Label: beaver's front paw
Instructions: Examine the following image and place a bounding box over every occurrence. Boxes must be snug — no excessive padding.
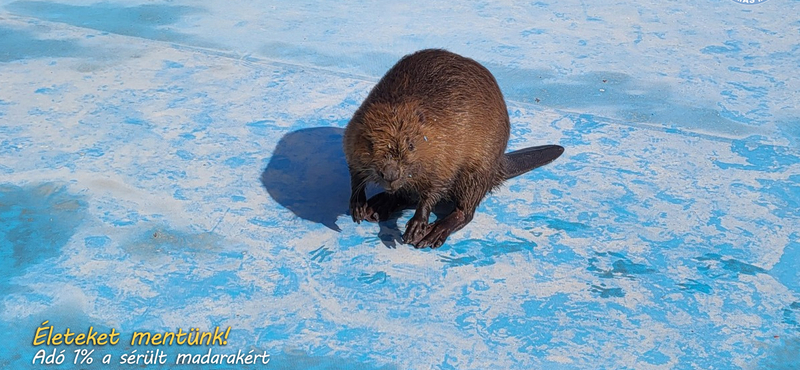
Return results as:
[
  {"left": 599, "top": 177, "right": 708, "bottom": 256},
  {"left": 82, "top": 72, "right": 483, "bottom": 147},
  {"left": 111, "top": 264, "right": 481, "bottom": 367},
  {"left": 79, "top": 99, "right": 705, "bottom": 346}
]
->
[{"left": 403, "top": 215, "right": 430, "bottom": 247}]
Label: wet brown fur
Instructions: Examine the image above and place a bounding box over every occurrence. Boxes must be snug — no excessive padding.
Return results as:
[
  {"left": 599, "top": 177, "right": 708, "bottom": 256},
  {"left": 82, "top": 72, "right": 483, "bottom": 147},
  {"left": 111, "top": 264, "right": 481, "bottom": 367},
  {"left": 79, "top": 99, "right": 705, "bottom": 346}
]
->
[{"left": 343, "top": 49, "right": 512, "bottom": 248}]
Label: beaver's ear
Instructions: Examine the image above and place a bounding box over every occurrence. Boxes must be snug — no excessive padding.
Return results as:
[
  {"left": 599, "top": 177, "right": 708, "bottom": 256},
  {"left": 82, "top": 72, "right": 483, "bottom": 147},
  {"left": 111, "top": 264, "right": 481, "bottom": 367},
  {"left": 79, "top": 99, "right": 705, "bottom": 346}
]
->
[{"left": 360, "top": 134, "right": 373, "bottom": 152}]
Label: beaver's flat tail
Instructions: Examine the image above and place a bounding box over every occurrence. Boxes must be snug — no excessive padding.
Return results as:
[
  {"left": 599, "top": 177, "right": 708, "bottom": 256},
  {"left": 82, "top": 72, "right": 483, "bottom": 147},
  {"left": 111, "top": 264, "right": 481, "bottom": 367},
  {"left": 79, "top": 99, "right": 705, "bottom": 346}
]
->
[{"left": 503, "top": 145, "right": 564, "bottom": 180}]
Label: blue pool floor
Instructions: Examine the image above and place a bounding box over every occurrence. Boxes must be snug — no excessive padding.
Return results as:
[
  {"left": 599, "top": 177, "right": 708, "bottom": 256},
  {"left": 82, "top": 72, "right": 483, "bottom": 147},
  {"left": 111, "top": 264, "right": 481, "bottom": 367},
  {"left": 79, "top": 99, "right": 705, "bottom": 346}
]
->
[{"left": 1, "top": 1, "right": 799, "bottom": 369}]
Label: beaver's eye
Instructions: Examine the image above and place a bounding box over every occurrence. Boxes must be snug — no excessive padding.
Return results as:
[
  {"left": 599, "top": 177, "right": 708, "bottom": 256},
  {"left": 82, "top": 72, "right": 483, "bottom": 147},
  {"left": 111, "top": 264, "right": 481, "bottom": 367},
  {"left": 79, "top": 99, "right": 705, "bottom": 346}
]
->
[{"left": 408, "top": 142, "right": 415, "bottom": 151}]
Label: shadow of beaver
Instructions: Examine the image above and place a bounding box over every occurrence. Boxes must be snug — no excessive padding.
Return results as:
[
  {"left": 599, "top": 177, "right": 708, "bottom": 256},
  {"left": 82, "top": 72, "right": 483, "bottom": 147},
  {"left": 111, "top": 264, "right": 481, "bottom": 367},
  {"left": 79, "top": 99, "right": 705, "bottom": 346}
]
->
[{"left": 261, "top": 127, "right": 350, "bottom": 232}]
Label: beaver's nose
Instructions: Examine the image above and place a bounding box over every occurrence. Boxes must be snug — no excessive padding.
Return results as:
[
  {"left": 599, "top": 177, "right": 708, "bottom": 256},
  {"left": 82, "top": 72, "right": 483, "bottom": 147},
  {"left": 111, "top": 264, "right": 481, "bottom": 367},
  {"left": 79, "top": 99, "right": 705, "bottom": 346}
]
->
[{"left": 380, "top": 164, "right": 400, "bottom": 182}]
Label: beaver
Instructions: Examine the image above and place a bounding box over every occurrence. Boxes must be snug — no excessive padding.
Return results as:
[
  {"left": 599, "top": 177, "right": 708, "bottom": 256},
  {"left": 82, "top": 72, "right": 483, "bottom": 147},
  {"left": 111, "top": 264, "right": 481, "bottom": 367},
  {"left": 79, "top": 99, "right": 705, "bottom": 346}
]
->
[{"left": 343, "top": 49, "right": 563, "bottom": 248}]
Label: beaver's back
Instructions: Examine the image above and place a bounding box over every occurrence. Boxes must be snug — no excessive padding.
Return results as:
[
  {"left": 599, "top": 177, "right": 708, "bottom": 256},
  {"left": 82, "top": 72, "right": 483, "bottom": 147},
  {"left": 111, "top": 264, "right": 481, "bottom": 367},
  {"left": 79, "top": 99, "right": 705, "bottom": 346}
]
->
[{"left": 364, "top": 49, "right": 511, "bottom": 185}]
